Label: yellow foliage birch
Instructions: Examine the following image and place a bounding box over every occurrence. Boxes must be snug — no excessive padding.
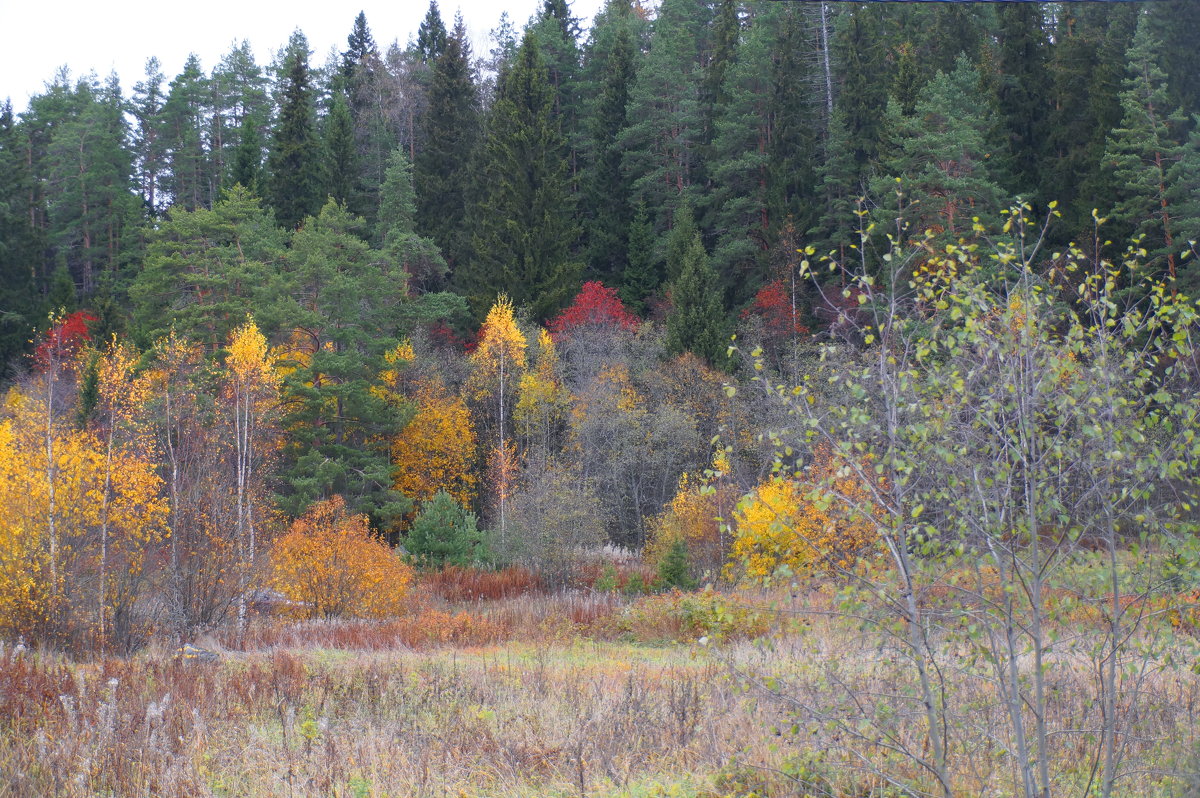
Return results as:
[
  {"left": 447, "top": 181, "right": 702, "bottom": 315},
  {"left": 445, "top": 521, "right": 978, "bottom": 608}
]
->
[
  {"left": 226, "top": 319, "right": 281, "bottom": 639},
  {"left": 392, "top": 378, "right": 477, "bottom": 523},
  {"left": 0, "top": 386, "right": 167, "bottom": 642},
  {"left": 515, "top": 329, "right": 566, "bottom": 454},
  {"left": 469, "top": 296, "right": 527, "bottom": 543}
]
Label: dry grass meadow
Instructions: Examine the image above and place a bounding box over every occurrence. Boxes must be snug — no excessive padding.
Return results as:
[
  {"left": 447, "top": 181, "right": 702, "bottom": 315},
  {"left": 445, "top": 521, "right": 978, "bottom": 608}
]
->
[{"left": 3, "top": 576, "right": 1200, "bottom": 798}]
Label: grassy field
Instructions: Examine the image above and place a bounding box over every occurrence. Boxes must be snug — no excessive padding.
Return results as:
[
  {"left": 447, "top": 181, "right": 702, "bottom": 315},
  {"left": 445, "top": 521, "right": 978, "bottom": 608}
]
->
[{"left": 3, "top": 582, "right": 1200, "bottom": 797}]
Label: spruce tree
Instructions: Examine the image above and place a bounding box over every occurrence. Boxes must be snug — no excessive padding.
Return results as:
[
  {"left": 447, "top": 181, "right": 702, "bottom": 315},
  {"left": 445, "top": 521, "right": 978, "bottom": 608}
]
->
[
  {"left": 832, "top": 5, "right": 889, "bottom": 171},
  {"left": 1103, "top": 17, "right": 1196, "bottom": 284},
  {"left": 994, "top": 2, "right": 1051, "bottom": 198},
  {"left": 407, "top": 489, "right": 485, "bottom": 568},
  {"left": 414, "top": 15, "right": 479, "bottom": 273},
  {"left": 765, "top": 4, "right": 820, "bottom": 246},
  {"left": 620, "top": 200, "right": 657, "bottom": 314},
  {"left": 416, "top": 1, "right": 449, "bottom": 64},
  {"left": 1044, "top": 4, "right": 1137, "bottom": 233},
  {"left": 323, "top": 96, "right": 359, "bottom": 210},
  {"left": 465, "top": 32, "right": 581, "bottom": 322},
  {"left": 336, "top": 13, "right": 394, "bottom": 233},
  {"left": 701, "top": 0, "right": 739, "bottom": 149},
  {"left": 656, "top": 537, "right": 696, "bottom": 591},
  {"left": 531, "top": 0, "right": 583, "bottom": 151},
  {"left": 0, "top": 101, "right": 40, "bottom": 369},
  {"left": 583, "top": 5, "right": 636, "bottom": 282},
  {"left": 1146, "top": 0, "right": 1200, "bottom": 123},
  {"left": 342, "top": 11, "right": 377, "bottom": 83},
  {"left": 229, "top": 112, "right": 263, "bottom": 192},
  {"left": 900, "top": 4, "right": 986, "bottom": 79},
  {"left": 267, "top": 32, "right": 322, "bottom": 229},
  {"left": 892, "top": 42, "right": 920, "bottom": 117},
  {"left": 620, "top": 0, "right": 710, "bottom": 236},
  {"left": 665, "top": 232, "right": 728, "bottom": 369},
  {"left": 706, "top": 4, "right": 785, "bottom": 300},
  {"left": 378, "top": 148, "right": 447, "bottom": 291},
  {"left": 664, "top": 201, "right": 698, "bottom": 284}
]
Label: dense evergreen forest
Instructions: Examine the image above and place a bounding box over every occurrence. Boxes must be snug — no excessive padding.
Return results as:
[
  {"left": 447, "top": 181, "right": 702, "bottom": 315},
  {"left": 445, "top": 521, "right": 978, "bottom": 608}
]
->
[{"left": 3, "top": 0, "right": 1200, "bottom": 649}]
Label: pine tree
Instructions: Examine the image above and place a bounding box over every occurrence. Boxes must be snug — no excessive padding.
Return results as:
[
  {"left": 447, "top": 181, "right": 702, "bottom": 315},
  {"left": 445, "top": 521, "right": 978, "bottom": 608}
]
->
[
  {"left": 130, "top": 58, "right": 167, "bottom": 217},
  {"left": 277, "top": 199, "right": 412, "bottom": 527},
  {"left": 465, "top": 32, "right": 581, "bottom": 322},
  {"left": 161, "top": 54, "right": 213, "bottom": 211},
  {"left": 42, "top": 74, "right": 140, "bottom": 294},
  {"left": 267, "top": 32, "right": 322, "bottom": 229},
  {"left": 665, "top": 232, "right": 728, "bottom": 369},
  {"left": 130, "top": 185, "right": 286, "bottom": 349},
  {"left": 873, "top": 57, "right": 1003, "bottom": 246},
  {"left": 211, "top": 41, "right": 271, "bottom": 194},
  {"left": 414, "top": 14, "right": 479, "bottom": 273}
]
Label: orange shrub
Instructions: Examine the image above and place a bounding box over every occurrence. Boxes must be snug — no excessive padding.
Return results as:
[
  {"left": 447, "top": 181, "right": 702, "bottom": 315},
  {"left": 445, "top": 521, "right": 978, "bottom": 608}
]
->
[{"left": 271, "top": 497, "right": 413, "bottom": 619}]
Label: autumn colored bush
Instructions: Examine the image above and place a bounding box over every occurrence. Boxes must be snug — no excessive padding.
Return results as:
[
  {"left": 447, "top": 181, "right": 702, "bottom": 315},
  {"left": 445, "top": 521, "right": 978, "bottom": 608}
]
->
[
  {"left": 271, "top": 497, "right": 413, "bottom": 619},
  {"left": 547, "top": 281, "right": 639, "bottom": 339},
  {"left": 33, "top": 310, "right": 97, "bottom": 372},
  {"left": 732, "top": 445, "right": 879, "bottom": 580},
  {"left": 645, "top": 466, "right": 738, "bottom": 578}
]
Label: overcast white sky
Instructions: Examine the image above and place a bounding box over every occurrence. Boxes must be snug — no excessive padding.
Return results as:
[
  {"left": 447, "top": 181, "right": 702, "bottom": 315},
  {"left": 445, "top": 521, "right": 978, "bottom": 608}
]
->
[{"left": 1, "top": 0, "right": 608, "bottom": 113}]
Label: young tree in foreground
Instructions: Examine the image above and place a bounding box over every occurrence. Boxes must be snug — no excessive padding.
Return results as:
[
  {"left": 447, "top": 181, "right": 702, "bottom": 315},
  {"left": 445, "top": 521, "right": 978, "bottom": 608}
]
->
[{"left": 733, "top": 204, "right": 1200, "bottom": 798}]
